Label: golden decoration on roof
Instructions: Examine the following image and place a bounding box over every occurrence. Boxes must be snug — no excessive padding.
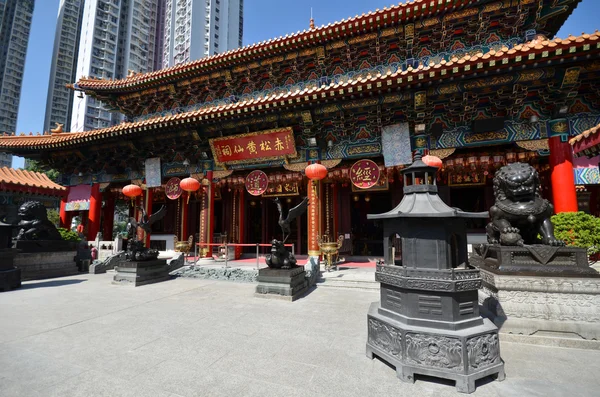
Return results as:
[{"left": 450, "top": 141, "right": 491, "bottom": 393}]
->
[{"left": 516, "top": 139, "right": 549, "bottom": 151}]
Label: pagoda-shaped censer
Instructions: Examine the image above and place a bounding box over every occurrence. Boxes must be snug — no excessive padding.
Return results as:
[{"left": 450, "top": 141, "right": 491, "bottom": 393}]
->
[{"left": 366, "top": 153, "right": 505, "bottom": 394}]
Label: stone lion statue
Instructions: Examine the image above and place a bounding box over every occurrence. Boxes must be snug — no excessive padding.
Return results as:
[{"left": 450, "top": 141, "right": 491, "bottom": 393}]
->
[
  {"left": 486, "top": 163, "right": 564, "bottom": 246},
  {"left": 16, "top": 201, "right": 62, "bottom": 241},
  {"left": 265, "top": 239, "right": 297, "bottom": 269}
]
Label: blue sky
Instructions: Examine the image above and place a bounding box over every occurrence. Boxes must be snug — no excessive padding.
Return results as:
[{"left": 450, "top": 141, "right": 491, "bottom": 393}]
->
[{"left": 12, "top": 0, "right": 600, "bottom": 168}]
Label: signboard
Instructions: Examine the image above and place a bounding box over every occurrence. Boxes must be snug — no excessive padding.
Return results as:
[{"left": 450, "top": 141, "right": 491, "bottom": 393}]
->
[
  {"left": 245, "top": 170, "right": 269, "bottom": 196},
  {"left": 145, "top": 157, "right": 162, "bottom": 188},
  {"left": 65, "top": 184, "right": 91, "bottom": 211},
  {"left": 350, "top": 159, "right": 380, "bottom": 189},
  {"left": 382, "top": 123, "right": 412, "bottom": 166},
  {"left": 209, "top": 127, "right": 297, "bottom": 166},
  {"left": 263, "top": 182, "right": 300, "bottom": 197},
  {"left": 448, "top": 172, "right": 487, "bottom": 186},
  {"left": 165, "top": 177, "right": 182, "bottom": 199}
]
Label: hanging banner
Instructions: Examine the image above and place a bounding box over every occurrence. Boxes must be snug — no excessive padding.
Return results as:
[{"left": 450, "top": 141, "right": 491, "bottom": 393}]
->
[
  {"left": 245, "top": 170, "right": 269, "bottom": 196},
  {"left": 145, "top": 157, "right": 162, "bottom": 188},
  {"left": 65, "top": 184, "right": 91, "bottom": 211},
  {"left": 382, "top": 123, "right": 412, "bottom": 166},
  {"left": 165, "top": 177, "right": 182, "bottom": 199},
  {"left": 209, "top": 127, "right": 297, "bottom": 166},
  {"left": 350, "top": 159, "right": 380, "bottom": 189}
]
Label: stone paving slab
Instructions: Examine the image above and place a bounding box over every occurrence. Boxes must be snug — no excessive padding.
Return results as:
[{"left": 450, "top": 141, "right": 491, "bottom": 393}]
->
[{"left": 1, "top": 274, "right": 599, "bottom": 396}]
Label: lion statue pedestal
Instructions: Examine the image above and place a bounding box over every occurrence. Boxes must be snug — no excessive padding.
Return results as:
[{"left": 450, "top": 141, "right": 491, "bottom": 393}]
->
[
  {"left": 255, "top": 239, "right": 308, "bottom": 301},
  {"left": 13, "top": 201, "right": 79, "bottom": 280},
  {"left": 470, "top": 163, "right": 600, "bottom": 343}
]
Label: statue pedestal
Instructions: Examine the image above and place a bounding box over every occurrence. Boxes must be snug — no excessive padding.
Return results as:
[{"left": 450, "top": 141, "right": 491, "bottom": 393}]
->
[
  {"left": 112, "top": 259, "right": 170, "bottom": 287},
  {"left": 472, "top": 244, "right": 600, "bottom": 341},
  {"left": 0, "top": 249, "right": 21, "bottom": 292},
  {"left": 14, "top": 250, "right": 78, "bottom": 280},
  {"left": 255, "top": 267, "right": 308, "bottom": 301}
]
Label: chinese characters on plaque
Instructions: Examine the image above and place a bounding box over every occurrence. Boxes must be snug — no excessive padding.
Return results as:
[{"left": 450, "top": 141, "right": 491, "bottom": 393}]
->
[
  {"left": 263, "top": 182, "right": 299, "bottom": 197},
  {"left": 209, "top": 127, "right": 297, "bottom": 166},
  {"left": 165, "top": 177, "right": 182, "bottom": 200},
  {"left": 350, "top": 159, "right": 380, "bottom": 189},
  {"left": 245, "top": 170, "right": 269, "bottom": 196}
]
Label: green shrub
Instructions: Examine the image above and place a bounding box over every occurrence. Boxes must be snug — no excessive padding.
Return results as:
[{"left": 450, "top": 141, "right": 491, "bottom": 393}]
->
[
  {"left": 551, "top": 212, "right": 600, "bottom": 255},
  {"left": 57, "top": 227, "right": 81, "bottom": 242}
]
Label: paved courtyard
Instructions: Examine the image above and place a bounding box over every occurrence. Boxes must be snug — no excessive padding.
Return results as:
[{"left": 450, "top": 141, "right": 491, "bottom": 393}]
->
[{"left": 1, "top": 274, "right": 599, "bottom": 397}]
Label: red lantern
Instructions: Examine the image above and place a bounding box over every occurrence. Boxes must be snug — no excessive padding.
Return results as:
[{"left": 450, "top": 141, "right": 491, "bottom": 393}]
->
[
  {"left": 305, "top": 163, "right": 328, "bottom": 196},
  {"left": 122, "top": 184, "right": 142, "bottom": 206},
  {"left": 180, "top": 177, "right": 200, "bottom": 203},
  {"left": 305, "top": 163, "right": 328, "bottom": 181},
  {"left": 422, "top": 155, "right": 443, "bottom": 169}
]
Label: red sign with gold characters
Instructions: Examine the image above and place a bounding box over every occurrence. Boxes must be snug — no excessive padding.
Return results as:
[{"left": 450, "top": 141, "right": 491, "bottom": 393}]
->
[
  {"left": 165, "top": 177, "right": 182, "bottom": 200},
  {"left": 209, "top": 127, "right": 297, "bottom": 166},
  {"left": 245, "top": 170, "right": 269, "bottom": 196},
  {"left": 350, "top": 159, "right": 380, "bottom": 189}
]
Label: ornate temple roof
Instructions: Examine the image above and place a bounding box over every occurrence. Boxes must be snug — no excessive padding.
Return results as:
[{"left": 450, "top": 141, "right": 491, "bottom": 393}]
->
[
  {"left": 70, "top": 0, "right": 582, "bottom": 94},
  {"left": 0, "top": 167, "right": 66, "bottom": 195},
  {"left": 570, "top": 122, "right": 600, "bottom": 157},
  {"left": 1, "top": 32, "right": 598, "bottom": 154}
]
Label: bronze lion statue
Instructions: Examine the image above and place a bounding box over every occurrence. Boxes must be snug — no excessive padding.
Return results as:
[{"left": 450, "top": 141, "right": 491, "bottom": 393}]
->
[
  {"left": 265, "top": 239, "right": 297, "bottom": 269},
  {"left": 16, "top": 201, "right": 62, "bottom": 241},
  {"left": 486, "top": 163, "right": 564, "bottom": 246}
]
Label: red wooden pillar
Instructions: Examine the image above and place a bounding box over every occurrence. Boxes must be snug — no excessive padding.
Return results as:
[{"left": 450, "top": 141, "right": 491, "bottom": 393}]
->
[
  {"left": 236, "top": 187, "right": 245, "bottom": 258},
  {"left": 307, "top": 179, "right": 321, "bottom": 258},
  {"left": 181, "top": 192, "right": 189, "bottom": 241},
  {"left": 59, "top": 188, "right": 69, "bottom": 228},
  {"left": 548, "top": 119, "right": 578, "bottom": 213},
  {"left": 144, "top": 188, "right": 153, "bottom": 247},
  {"left": 198, "top": 171, "right": 215, "bottom": 257},
  {"left": 87, "top": 183, "right": 101, "bottom": 241},
  {"left": 102, "top": 192, "right": 115, "bottom": 239}
]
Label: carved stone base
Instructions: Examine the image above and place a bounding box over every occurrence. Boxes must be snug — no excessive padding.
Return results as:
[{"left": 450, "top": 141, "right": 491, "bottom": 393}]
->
[
  {"left": 255, "top": 267, "right": 308, "bottom": 301},
  {"left": 471, "top": 244, "right": 598, "bottom": 277},
  {"left": 479, "top": 269, "right": 600, "bottom": 340},
  {"left": 14, "top": 251, "right": 79, "bottom": 280},
  {"left": 0, "top": 249, "right": 21, "bottom": 292},
  {"left": 112, "top": 259, "right": 170, "bottom": 287},
  {"left": 366, "top": 302, "right": 505, "bottom": 394}
]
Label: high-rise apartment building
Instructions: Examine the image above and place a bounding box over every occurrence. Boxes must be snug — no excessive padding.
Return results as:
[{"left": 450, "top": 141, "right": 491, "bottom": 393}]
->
[
  {"left": 163, "top": 0, "right": 243, "bottom": 68},
  {"left": 0, "top": 0, "right": 34, "bottom": 167},
  {"left": 44, "top": 0, "right": 85, "bottom": 135},
  {"left": 70, "top": 0, "right": 164, "bottom": 132}
]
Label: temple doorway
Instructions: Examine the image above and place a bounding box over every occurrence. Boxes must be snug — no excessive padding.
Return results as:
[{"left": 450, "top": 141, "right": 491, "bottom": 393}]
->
[
  {"left": 449, "top": 187, "right": 489, "bottom": 231},
  {"left": 349, "top": 192, "right": 390, "bottom": 256}
]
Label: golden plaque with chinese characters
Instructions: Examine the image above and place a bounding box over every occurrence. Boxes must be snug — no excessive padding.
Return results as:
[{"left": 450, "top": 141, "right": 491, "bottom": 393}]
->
[
  {"left": 245, "top": 170, "right": 269, "bottom": 196},
  {"left": 350, "top": 159, "right": 380, "bottom": 189}
]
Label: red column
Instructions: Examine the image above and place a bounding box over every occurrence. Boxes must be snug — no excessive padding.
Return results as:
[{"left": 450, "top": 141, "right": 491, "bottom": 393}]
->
[
  {"left": 102, "top": 192, "right": 115, "bottom": 240},
  {"left": 144, "top": 188, "right": 153, "bottom": 247},
  {"left": 236, "top": 187, "right": 245, "bottom": 258},
  {"left": 181, "top": 192, "right": 189, "bottom": 241},
  {"left": 307, "top": 179, "right": 321, "bottom": 257},
  {"left": 59, "top": 188, "right": 69, "bottom": 228},
  {"left": 198, "top": 171, "right": 215, "bottom": 257},
  {"left": 548, "top": 119, "right": 578, "bottom": 213},
  {"left": 87, "top": 183, "right": 101, "bottom": 241}
]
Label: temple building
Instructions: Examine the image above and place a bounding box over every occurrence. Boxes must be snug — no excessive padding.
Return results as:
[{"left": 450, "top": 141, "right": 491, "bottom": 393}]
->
[{"left": 0, "top": 0, "right": 599, "bottom": 257}]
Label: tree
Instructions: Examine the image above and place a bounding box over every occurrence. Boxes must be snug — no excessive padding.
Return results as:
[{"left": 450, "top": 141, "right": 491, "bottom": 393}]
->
[
  {"left": 47, "top": 208, "right": 60, "bottom": 227},
  {"left": 24, "top": 160, "right": 60, "bottom": 182},
  {"left": 551, "top": 212, "right": 600, "bottom": 257}
]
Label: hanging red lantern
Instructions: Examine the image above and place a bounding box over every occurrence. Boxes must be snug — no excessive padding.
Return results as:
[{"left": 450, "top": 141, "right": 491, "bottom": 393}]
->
[
  {"left": 305, "top": 163, "right": 328, "bottom": 181},
  {"left": 122, "top": 184, "right": 142, "bottom": 206},
  {"left": 180, "top": 177, "right": 200, "bottom": 203},
  {"left": 305, "top": 163, "right": 328, "bottom": 196},
  {"left": 422, "top": 155, "right": 443, "bottom": 168}
]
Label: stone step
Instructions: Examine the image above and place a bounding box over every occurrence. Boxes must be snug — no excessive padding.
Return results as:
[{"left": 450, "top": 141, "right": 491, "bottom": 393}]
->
[{"left": 317, "top": 276, "right": 379, "bottom": 290}]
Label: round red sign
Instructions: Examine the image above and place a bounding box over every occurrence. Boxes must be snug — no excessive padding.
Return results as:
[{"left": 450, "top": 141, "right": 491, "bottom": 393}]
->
[
  {"left": 350, "top": 159, "right": 380, "bottom": 189},
  {"left": 245, "top": 170, "right": 269, "bottom": 196},
  {"left": 165, "top": 177, "right": 183, "bottom": 199}
]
